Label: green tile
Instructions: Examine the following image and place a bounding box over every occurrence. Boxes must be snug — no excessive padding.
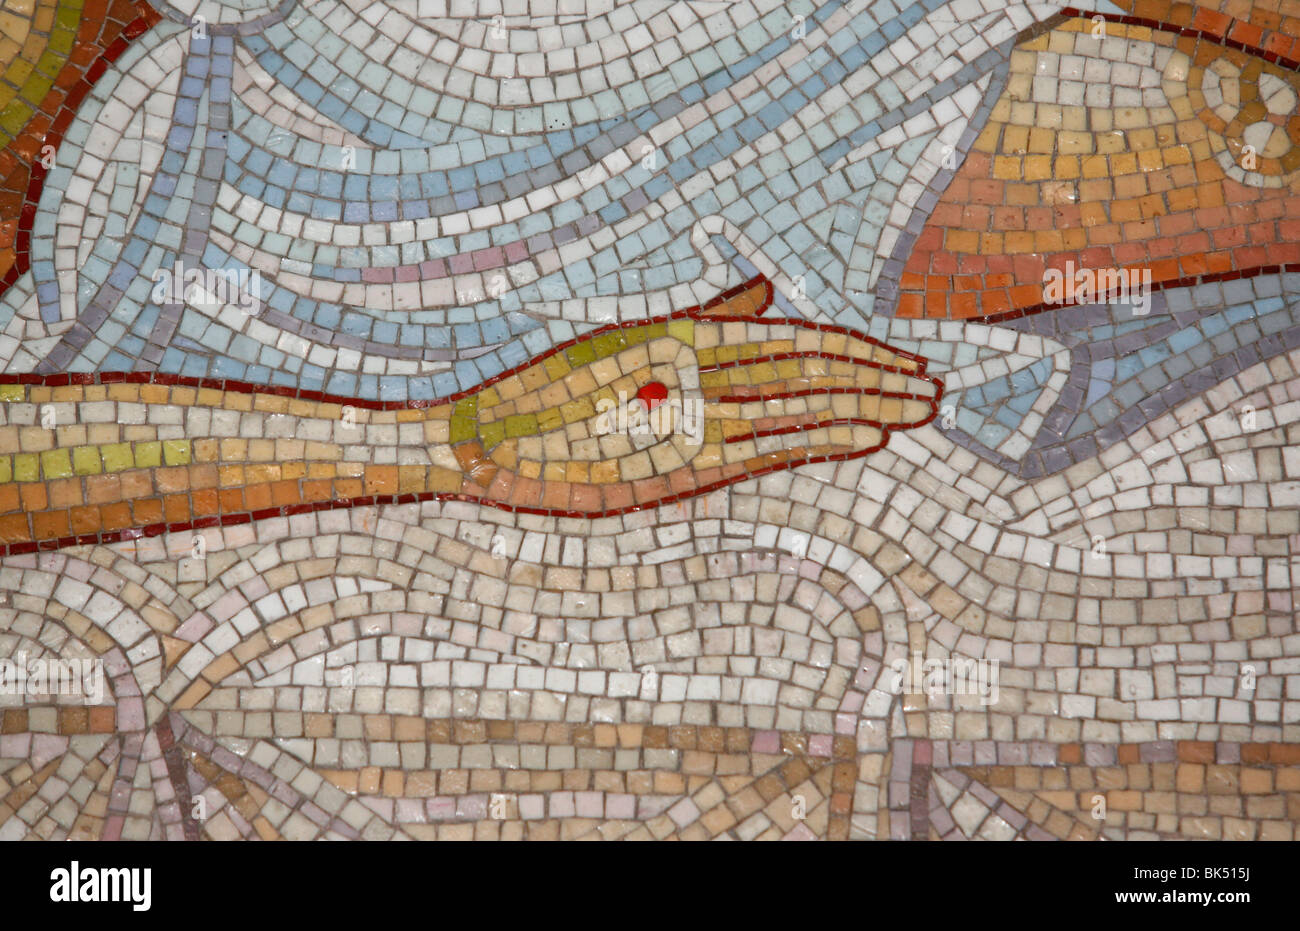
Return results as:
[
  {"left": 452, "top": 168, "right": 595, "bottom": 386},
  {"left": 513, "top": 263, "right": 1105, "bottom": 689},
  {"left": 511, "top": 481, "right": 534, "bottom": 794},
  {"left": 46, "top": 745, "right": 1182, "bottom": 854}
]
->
[
  {"left": 3, "top": 58, "right": 33, "bottom": 88},
  {"left": 479, "top": 420, "right": 505, "bottom": 451},
  {"left": 72, "top": 446, "right": 101, "bottom": 476},
  {"left": 449, "top": 397, "right": 478, "bottom": 444},
  {"left": 100, "top": 443, "right": 134, "bottom": 473},
  {"left": 47, "top": 28, "right": 74, "bottom": 56},
  {"left": 40, "top": 448, "right": 73, "bottom": 480},
  {"left": 536, "top": 407, "right": 563, "bottom": 432},
  {"left": 623, "top": 325, "right": 652, "bottom": 346},
  {"left": 20, "top": 73, "right": 52, "bottom": 107},
  {"left": 565, "top": 340, "right": 596, "bottom": 368},
  {"left": 504, "top": 413, "right": 539, "bottom": 439},
  {"left": 133, "top": 442, "right": 162, "bottom": 469},
  {"left": 36, "top": 49, "right": 67, "bottom": 79},
  {"left": 667, "top": 319, "right": 695, "bottom": 345},
  {"left": 55, "top": 5, "right": 80, "bottom": 30},
  {"left": 12, "top": 454, "right": 38, "bottom": 483},
  {"left": 162, "top": 440, "right": 191, "bottom": 466},
  {"left": 0, "top": 101, "right": 29, "bottom": 138},
  {"left": 591, "top": 330, "right": 628, "bottom": 360}
]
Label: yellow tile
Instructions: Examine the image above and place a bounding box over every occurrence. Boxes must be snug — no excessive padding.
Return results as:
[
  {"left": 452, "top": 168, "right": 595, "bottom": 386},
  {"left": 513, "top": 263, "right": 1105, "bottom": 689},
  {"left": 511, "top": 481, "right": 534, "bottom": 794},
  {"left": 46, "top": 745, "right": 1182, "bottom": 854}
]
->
[
  {"left": 667, "top": 319, "right": 694, "bottom": 346},
  {"left": 1023, "top": 155, "right": 1053, "bottom": 181},
  {"left": 1027, "top": 127, "right": 1055, "bottom": 154},
  {"left": 1058, "top": 132, "right": 1093, "bottom": 155},
  {"left": 1002, "top": 125, "right": 1029, "bottom": 155},
  {"left": 992, "top": 155, "right": 1023, "bottom": 181}
]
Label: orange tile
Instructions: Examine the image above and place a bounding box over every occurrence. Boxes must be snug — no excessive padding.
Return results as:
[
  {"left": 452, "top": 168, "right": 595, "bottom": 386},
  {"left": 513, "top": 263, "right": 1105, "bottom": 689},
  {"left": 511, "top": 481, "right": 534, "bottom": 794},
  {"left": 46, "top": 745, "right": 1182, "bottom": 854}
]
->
[
  {"left": 0, "top": 514, "right": 30, "bottom": 544},
  {"left": 98, "top": 502, "right": 132, "bottom": 531},
  {"left": 67, "top": 505, "right": 101, "bottom": 535},
  {"left": 32, "top": 510, "right": 69, "bottom": 540}
]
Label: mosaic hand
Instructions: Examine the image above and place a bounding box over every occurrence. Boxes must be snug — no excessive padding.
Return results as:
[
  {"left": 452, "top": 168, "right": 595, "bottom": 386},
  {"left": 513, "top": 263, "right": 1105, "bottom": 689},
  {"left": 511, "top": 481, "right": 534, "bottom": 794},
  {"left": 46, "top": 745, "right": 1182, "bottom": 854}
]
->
[{"left": 442, "top": 281, "right": 942, "bottom": 514}]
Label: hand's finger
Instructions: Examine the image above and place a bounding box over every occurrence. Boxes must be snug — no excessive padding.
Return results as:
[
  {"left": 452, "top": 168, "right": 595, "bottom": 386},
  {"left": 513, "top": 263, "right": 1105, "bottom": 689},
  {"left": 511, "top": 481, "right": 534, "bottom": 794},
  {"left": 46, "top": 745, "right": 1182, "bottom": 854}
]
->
[
  {"left": 702, "top": 363, "right": 939, "bottom": 404},
  {"left": 698, "top": 342, "right": 936, "bottom": 403},
  {"left": 708, "top": 390, "right": 938, "bottom": 441},
  {"left": 715, "top": 423, "right": 888, "bottom": 471},
  {"left": 695, "top": 319, "right": 928, "bottom": 373}
]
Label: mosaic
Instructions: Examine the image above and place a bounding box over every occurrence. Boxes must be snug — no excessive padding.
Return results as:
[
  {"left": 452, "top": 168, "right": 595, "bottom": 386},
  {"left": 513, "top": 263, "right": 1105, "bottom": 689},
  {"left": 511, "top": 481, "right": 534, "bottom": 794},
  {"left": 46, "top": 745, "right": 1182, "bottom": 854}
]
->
[{"left": 0, "top": 0, "right": 1298, "bottom": 843}]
